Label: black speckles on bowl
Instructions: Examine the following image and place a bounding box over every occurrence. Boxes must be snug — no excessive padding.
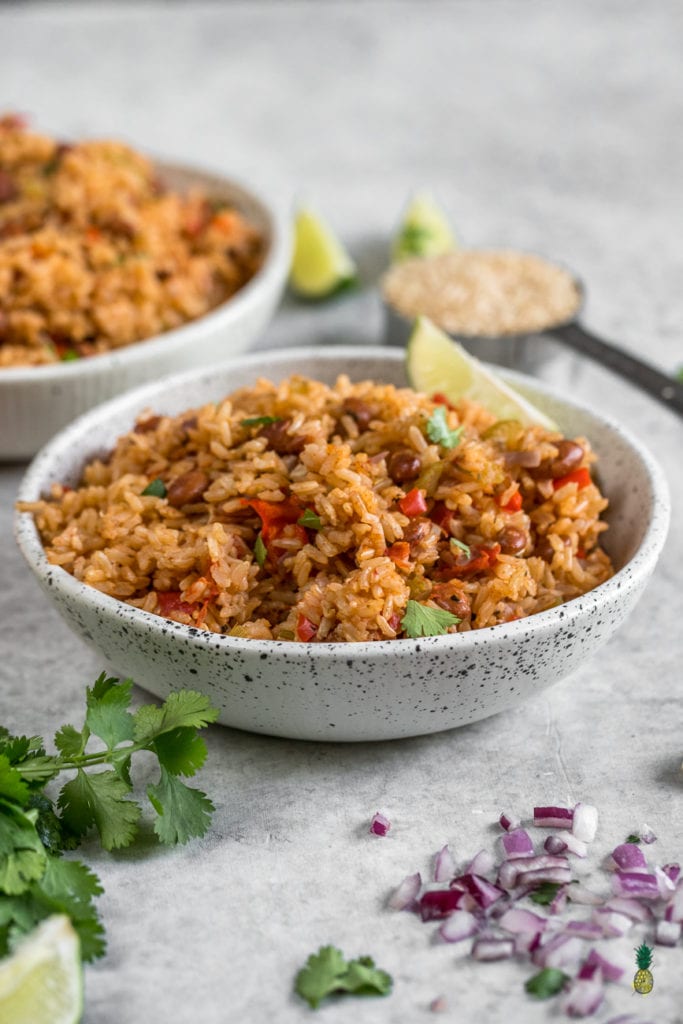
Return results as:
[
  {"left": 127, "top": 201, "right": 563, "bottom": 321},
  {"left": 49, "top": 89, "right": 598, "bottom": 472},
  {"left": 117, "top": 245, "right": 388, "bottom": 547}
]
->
[{"left": 14, "top": 347, "right": 670, "bottom": 741}]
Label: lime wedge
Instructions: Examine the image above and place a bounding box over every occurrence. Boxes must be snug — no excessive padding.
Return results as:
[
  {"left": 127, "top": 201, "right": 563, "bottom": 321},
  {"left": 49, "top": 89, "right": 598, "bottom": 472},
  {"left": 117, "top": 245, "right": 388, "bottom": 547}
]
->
[
  {"left": 289, "top": 208, "right": 357, "bottom": 300},
  {"left": 406, "top": 317, "right": 557, "bottom": 429},
  {"left": 0, "top": 915, "right": 83, "bottom": 1024},
  {"left": 391, "top": 192, "right": 456, "bottom": 263}
]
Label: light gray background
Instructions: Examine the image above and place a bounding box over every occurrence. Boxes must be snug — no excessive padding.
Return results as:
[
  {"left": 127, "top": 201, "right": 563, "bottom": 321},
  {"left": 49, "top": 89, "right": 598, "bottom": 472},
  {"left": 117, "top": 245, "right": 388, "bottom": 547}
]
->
[{"left": 1, "top": 2, "right": 681, "bottom": 1022}]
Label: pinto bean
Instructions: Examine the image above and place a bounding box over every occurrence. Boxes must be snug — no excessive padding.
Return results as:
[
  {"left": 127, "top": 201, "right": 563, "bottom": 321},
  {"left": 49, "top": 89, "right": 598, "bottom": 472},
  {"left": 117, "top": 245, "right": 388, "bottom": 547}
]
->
[
  {"left": 341, "top": 397, "right": 375, "bottom": 431},
  {"left": 548, "top": 440, "right": 584, "bottom": 478},
  {"left": 166, "top": 469, "right": 209, "bottom": 508},
  {"left": 0, "top": 170, "right": 17, "bottom": 204},
  {"left": 534, "top": 535, "right": 556, "bottom": 562},
  {"left": 499, "top": 527, "right": 527, "bottom": 555},
  {"left": 387, "top": 449, "right": 422, "bottom": 483},
  {"left": 258, "top": 418, "right": 307, "bottom": 454}
]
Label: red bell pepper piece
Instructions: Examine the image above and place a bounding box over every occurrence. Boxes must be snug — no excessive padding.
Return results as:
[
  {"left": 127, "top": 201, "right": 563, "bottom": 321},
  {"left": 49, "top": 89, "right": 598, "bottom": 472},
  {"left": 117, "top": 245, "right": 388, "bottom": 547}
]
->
[
  {"left": 398, "top": 488, "right": 428, "bottom": 517},
  {"left": 296, "top": 613, "right": 318, "bottom": 642},
  {"left": 431, "top": 392, "right": 456, "bottom": 410},
  {"left": 386, "top": 541, "right": 411, "bottom": 565},
  {"left": 553, "top": 467, "right": 591, "bottom": 491},
  {"left": 436, "top": 542, "right": 501, "bottom": 580},
  {"left": 156, "top": 591, "right": 194, "bottom": 617},
  {"left": 497, "top": 488, "right": 523, "bottom": 512},
  {"left": 241, "top": 497, "right": 303, "bottom": 543}
]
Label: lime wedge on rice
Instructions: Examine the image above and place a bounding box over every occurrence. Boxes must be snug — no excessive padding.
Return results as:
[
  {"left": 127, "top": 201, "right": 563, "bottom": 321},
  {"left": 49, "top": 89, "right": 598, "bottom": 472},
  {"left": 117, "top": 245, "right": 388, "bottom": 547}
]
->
[
  {"left": 289, "top": 207, "right": 357, "bottom": 300},
  {"left": 0, "top": 915, "right": 83, "bottom": 1024},
  {"left": 392, "top": 192, "right": 456, "bottom": 263},
  {"left": 406, "top": 316, "right": 557, "bottom": 429}
]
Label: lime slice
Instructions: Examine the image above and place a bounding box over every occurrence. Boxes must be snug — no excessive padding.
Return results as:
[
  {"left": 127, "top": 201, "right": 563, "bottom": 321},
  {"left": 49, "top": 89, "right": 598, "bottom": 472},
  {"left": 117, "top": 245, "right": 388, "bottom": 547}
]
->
[
  {"left": 289, "top": 208, "right": 357, "bottom": 300},
  {"left": 391, "top": 192, "right": 456, "bottom": 263},
  {"left": 0, "top": 915, "right": 83, "bottom": 1024},
  {"left": 406, "top": 317, "right": 557, "bottom": 429}
]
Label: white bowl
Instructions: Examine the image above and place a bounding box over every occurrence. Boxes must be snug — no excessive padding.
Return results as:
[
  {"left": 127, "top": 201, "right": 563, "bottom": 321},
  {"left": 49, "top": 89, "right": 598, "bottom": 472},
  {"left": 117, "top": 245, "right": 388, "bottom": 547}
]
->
[
  {"left": 15, "top": 347, "right": 670, "bottom": 742},
  {"left": 0, "top": 162, "right": 291, "bottom": 460}
]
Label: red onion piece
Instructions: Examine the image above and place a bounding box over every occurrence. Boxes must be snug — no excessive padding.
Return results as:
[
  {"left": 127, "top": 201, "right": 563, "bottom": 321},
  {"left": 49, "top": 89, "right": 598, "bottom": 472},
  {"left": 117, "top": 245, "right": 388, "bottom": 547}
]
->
[
  {"left": 611, "top": 871, "right": 660, "bottom": 900},
  {"left": 515, "top": 865, "right": 572, "bottom": 888},
  {"left": 513, "top": 930, "right": 543, "bottom": 955},
  {"left": 498, "top": 907, "right": 547, "bottom": 934},
  {"left": 611, "top": 843, "right": 647, "bottom": 871},
  {"left": 501, "top": 828, "right": 534, "bottom": 859},
  {"left": 388, "top": 871, "right": 422, "bottom": 911},
  {"left": 583, "top": 947, "right": 624, "bottom": 982},
  {"left": 497, "top": 860, "right": 519, "bottom": 891},
  {"left": 499, "top": 853, "right": 569, "bottom": 890},
  {"left": 429, "top": 995, "right": 448, "bottom": 1013},
  {"left": 533, "top": 933, "right": 583, "bottom": 970},
  {"left": 562, "top": 977, "right": 605, "bottom": 1017},
  {"left": 592, "top": 908, "right": 633, "bottom": 937},
  {"left": 565, "top": 920, "right": 604, "bottom": 940},
  {"left": 544, "top": 834, "right": 568, "bottom": 855},
  {"left": 555, "top": 830, "right": 588, "bottom": 858},
  {"left": 572, "top": 803, "right": 598, "bottom": 843},
  {"left": 654, "top": 865, "right": 676, "bottom": 898},
  {"left": 451, "top": 873, "right": 504, "bottom": 909},
  {"left": 498, "top": 811, "right": 520, "bottom": 832},
  {"left": 566, "top": 883, "right": 603, "bottom": 906},
  {"left": 639, "top": 823, "right": 657, "bottom": 844},
  {"left": 433, "top": 844, "right": 455, "bottom": 883},
  {"left": 577, "top": 959, "right": 600, "bottom": 981},
  {"left": 419, "top": 888, "right": 465, "bottom": 921},
  {"left": 665, "top": 884, "right": 683, "bottom": 922},
  {"left": 549, "top": 885, "right": 568, "bottom": 915},
  {"left": 467, "top": 848, "right": 495, "bottom": 878},
  {"left": 369, "top": 812, "right": 391, "bottom": 836},
  {"left": 603, "top": 897, "right": 653, "bottom": 923},
  {"left": 662, "top": 862, "right": 681, "bottom": 884},
  {"left": 534, "top": 805, "right": 574, "bottom": 829},
  {"left": 471, "top": 936, "right": 515, "bottom": 961},
  {"left": 655, "top": 919, "right": 681, "bottom": 946},
  {"left": 439, "top": 909, "right": 479, "bottom": 943}
]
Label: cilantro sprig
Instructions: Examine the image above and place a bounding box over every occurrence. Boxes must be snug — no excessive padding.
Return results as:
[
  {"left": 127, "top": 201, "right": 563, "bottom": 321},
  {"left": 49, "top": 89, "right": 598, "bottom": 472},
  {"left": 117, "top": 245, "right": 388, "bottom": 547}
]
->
[
  {"left": 426, "top": 406, "right": 463, "bottom": 449},
  {"left": 401, "top": 600, "right": 461, "bottom": 638},
  {"left": 528, "top": 881, "right": 562, "bottom": 906},
  {"left": 295, "top": 945, "right": 392, "bottom": 1009},
  {"left": 0, "top": 674, "right": 218, "bottom": 961},
  {"left": 525, "top": 967, "right": 569, "bottom": 999}
]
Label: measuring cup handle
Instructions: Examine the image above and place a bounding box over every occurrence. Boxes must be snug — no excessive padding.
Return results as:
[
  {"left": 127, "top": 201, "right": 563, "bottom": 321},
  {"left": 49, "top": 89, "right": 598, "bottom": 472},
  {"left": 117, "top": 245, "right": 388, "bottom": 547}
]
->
[{"left": 549, "top": 322, "right": 683, "bottom": 417}]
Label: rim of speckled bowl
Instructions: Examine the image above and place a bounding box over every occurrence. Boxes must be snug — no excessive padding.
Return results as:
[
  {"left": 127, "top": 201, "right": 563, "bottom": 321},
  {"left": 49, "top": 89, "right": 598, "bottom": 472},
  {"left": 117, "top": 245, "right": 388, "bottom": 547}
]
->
[
  {"left": 15, "top": 346, "right": 671, "bottom": 660},
  {"left": 0, "top": 162, "right": 291, "bottom": 386}
]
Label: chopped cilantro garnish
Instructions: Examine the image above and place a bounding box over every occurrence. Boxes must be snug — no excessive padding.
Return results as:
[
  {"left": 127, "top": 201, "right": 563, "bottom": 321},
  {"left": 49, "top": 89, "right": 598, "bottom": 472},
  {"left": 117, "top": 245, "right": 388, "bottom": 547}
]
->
[
  {"left": 254, "top": 533, "right": 267, "bottom": 567},
  {"left": 626, "top": 834, "right": 641, "bottom": 844},
  {"left": 426, "top": 405, "right": 463, "bottom": 449},
  {"left": 525, "top": 967, "right": 569, "bottom": 999},
  {"left": 450, "top": 538, "right": 471, "bottom": 559},
  {"left": 400, "top": 600, "right": 460, "bottom": 638},
  {"left": 241, "top": 415, "right": 281, "bottom": 428},
  {"left": 298, "top": 509, "right": 322, "bottom": 530},
  {"left": 141, "top": 478, "right": 166, "bottom": 498},
  {"left": 528, "top": 881, "right": 562, "bottom": 905},
  {"left": 60, "top": 349, "right": 80, "bottom": 362},
  {"left": 295, "top": 945, "right": 392, "bottom": 1010}
]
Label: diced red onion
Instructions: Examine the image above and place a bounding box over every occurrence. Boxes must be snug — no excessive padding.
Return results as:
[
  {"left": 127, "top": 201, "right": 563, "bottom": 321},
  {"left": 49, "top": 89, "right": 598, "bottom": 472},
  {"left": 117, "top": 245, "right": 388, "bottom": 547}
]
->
[
  {"left": 497, "top": 860, "right": 519, "bottom": 891},
  {"left": 655, "top": 919, "right": 681, "bottom": 946},
  {"left": 513, "top": 930, "right": 543, "bottom": 955},
  {"left": 451, "top": 873, "right": 504, "bottom": 909},
  {"left": 582, "top": 948, "right": 624, "bottom": 983},
  {"left": 603, "top": 1017, "right": 654, "bottom": 1024},
  {"left": 662, "top": 863, "right": 681, "bottom": 884},
  {"left": 611, "top": 843, "right": 647, "bottom": 871},
  {"left": 611, "top": 871, "right": 660, "bottom": 900},
  {"left": 515, "top": 865, "right": 572, "bottom": 888},
  {"left": 433, "top": 844, "right": 455, "bottom": 883},
  {"left": 471, "top": 936, "right": 515, "bottom": 961},
  {"left": 577, "top": 959, "right": 600, "bottom": 981},
  {"left": 501, "top": 828, "right": 534, "bottom": 859},
  {"left": 388, "top": 871, "right": 422, "bottom": 911},
  {"left": 549, "top": 885, "right": 568, "bottom": 915},
  {"left": 467, "top": 848, "right": 495, "bottom": 878},
  {"left": 499, "top": 853, "right": 569, "bottom": 890},
  {"left": 544, "top": 834, "right": 568, "bottom": 855},
  {"left": 592, "top": 908, "right": 633, "bottom": 937},
  {"left": 654, "top": 865, "right": 676, "bottom": 898},
  {"left": 565, "top": 920, "right": 603, "bottom": 940},
  {"left": 639, "top": 823, "right": 657, "bottom": 844},
  {"left": 439, "top": 909, "right": 479, "bottom": 943},
  {"left": 555, "top": 830, "right": 588, "bottom": 858},
  {"left": 603, "top": 897, "right": 653, "bottom": 923},
  {"left": 566, "top": 883, "right": 603, "bottom": 906},
  {"left": 561, "top": 978, "right": 605, "bottom": 1018},
  {"left": 572, "top": 803, "right": 598, "bottom": 843},
  {"left": 429, "top": 995, "right": 448, "bottom": 1013},
  {"left": 665, "top": 884, "right": 683, "bottom": 922},
  {"left": 418, "top": 888, "right": 465, "bottom": 921},
  {"left": 369, "top": 812, "right": 391, "bottom": 836},
  {"left": 498, "top": 811, "right": 520, "bottom": 832},
  {"left": 498, "top": 907, "right": 548, "bottom": 934},
  {"left": 534, "top": 805, "right": 574, "bottom": 828},
  {"left": 533, "top": 933, "right": 583, "bottom": 970}
]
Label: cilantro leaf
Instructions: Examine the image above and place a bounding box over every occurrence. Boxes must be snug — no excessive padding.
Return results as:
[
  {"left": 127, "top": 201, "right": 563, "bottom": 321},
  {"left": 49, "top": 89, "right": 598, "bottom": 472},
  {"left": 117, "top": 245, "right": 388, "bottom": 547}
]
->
[
  {"left": 241, "top": 415, "right": 281, "bottom": 427},
  {"left": 0, "top": 800, "right": 48, "bottom": 895},
  {"left": 152, "top": 728, "right": 208, "bottom": 777},
  {"left": 426, "top": 406, "right": 463, "bottom": 449},
  {"left": 450, "top": 537, "right": 471, "bottom": 559},
  {"left": 525, "top": 967, "right": 569, "bottom": 998},
  {"left": 58, "top": 769, "right": 141, "bottom": 850},
  {"left": 54, "top": 724, "right": 87, "bottom": 759},
  {"left": 13, "top": 754, "right": 61, "bottom": 786},
  {"left": 26, "top": 793, "right": 74, "bottom": 854},
  {"left": 142, "top": 477, "right": 166, "bottom": 498},
  {"left": 528, "top": 881, "right": 562, "bottom": 906},
  {"left": 0, "top": 731, "right": 44, "bottom": 764},
  {"left": 86, "top": 675, "right": 135, "bottom": 749},
  {"left": 133, "top": 690, "right": 218, "bottom": 744},
  {"left": 0, "top": 754, "right": 30, "bottom": 804},
  {"left": 626, "top": 834, "right": 641, "bottom": 844},
  {"left": 147, "top": 767, "right": 214, "bottom": 845},
  {"left": 298, "top": 508, "right": 322, "bottom": 530},
  {"left": 400, "top": 600, "right": 461, "bottom": 638},
  {"left": 254, "top": 533, "right": 267, "bottom": 568},
  {"left": 295, "top": 945, "right": 393, "bottom": 1009}
]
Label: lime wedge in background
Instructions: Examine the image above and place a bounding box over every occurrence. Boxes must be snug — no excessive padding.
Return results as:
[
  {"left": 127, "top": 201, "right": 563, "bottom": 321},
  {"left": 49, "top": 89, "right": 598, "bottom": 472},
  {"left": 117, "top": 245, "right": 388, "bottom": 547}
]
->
[
  {"left": 289, "top": 207, "right": 358, "bottom": 300},
  {"left": 391, "top": 191, "right": 456, "bottom": 262},
  {"left": 406, "top": 317, "right": 558, "bottom": 429},
  {"left": 0, "top": 915, "right": 83, "bottom": 1024}
]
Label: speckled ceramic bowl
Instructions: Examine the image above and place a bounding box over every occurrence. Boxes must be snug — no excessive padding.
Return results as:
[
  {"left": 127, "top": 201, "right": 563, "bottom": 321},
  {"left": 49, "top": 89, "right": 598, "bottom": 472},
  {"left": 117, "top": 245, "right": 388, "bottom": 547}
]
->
[
  {"left": 15, "top": 348, "right": 670, "bottom": 742},
  {"left": 0, "top": 162, "right": 291, "bottom": 461}
]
